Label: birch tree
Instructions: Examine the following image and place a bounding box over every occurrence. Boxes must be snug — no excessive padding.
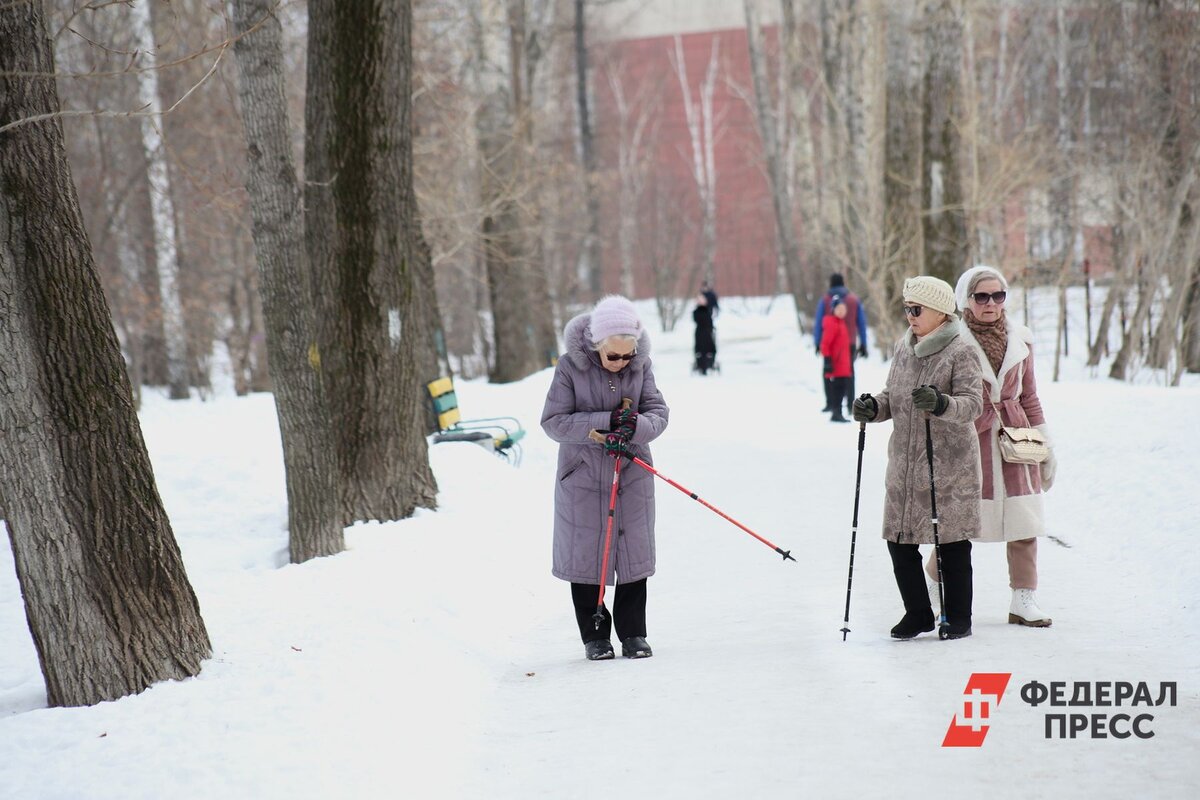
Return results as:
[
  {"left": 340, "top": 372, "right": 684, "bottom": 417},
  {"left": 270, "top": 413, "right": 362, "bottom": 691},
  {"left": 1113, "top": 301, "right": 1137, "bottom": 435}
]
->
[
  {"left": 0, "top": 0, "right": 211, "bottom": 707},
  {"left": 129, "top": 0, "right": 191, "bottom": 399},
  {"left": 606, "top": 62, "right": 658, "bottom": 299},
  {"left": 670, "top": 34, "right": 723, "bottom": 284}
]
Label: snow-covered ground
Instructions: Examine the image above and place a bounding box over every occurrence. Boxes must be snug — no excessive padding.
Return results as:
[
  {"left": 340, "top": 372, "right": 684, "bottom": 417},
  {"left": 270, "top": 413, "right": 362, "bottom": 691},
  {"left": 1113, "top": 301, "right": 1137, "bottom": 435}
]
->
[{"left": 2, "top": 294, "right": 1197, "bottom": 799}]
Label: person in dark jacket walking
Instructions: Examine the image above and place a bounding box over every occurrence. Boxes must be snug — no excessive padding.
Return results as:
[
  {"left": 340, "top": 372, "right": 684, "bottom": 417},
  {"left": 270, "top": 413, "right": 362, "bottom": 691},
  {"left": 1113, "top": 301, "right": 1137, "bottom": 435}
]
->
[
  {"left": 814, "top": 273, "right": 868, "bottom": 414},
  {"left": 541, "top": 295, "right": 670, "bottom": 660},
  {"left": 852, "top": 276, "right": 983, "bottom": 639},
  {"left": 819, "top": 297, "right": 852, "bottom": 422},
  {"left": 693, "top": 293, "right": 717, "bottom": 375},
  {"left": 700, "top": 280, "right": 719, "bottom": 318}
]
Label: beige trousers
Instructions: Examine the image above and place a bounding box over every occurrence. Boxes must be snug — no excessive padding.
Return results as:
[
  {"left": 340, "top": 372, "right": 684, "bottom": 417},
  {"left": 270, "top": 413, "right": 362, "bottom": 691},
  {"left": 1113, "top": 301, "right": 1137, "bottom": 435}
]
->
[{"left": 926, "top": 537, "right": 1037, "bottom": 590}]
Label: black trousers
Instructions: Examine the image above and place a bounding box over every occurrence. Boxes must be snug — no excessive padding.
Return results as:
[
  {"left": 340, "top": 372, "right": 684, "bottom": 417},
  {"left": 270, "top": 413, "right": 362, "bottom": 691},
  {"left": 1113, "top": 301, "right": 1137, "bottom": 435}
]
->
[
  {"left": 824, "top": 376, "right": 849, "bottom": 413},
  {"left": 887, "top": 539, "right": 972, "bottom": 627},
  {"left": 571, "top": 579, "right": 647, "bottom": 643},
  {"left": 822, "top": 343, "right": 857, "bottom": 411}
]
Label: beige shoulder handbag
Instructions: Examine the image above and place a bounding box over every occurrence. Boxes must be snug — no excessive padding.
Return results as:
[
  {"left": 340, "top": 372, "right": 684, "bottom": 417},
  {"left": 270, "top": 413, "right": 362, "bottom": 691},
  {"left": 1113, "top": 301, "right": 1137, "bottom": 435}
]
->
[{"left": 996, "top": 425, "right": 1049, "bottom": 465}]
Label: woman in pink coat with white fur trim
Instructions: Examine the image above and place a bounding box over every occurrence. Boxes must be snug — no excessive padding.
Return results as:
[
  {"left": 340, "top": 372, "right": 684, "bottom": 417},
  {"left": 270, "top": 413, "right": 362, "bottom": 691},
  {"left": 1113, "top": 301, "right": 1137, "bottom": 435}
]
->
[{"left": 926, "top": 265, "right": 1057, "bottom": 626}]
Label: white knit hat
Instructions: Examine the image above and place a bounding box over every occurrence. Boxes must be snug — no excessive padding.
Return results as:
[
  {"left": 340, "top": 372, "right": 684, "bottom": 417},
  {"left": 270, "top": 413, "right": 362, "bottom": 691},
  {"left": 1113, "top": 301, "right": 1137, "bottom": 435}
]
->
[
  {"left": 902, "top": 276, "right": 957, "bottom": 316},
  {"left": 588, "top": 295, "right": 643, "bottom": 343},
  {"left": 955, "top": 265, "right": 1009, "bottom": 310}
]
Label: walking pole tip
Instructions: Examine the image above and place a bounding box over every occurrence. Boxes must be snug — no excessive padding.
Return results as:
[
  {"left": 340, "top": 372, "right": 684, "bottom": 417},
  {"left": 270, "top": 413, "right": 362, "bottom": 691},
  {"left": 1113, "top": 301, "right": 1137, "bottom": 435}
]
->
[{"left": 778, "top": 548, "right": 796, "bottom": 562}]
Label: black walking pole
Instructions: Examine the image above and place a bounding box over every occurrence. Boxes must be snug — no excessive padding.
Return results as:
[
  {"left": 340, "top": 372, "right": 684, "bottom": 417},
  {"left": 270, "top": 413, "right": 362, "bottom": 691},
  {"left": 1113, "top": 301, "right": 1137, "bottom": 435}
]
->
[
  {"left": 840, "top": 421, "right": 867, "bottom": 641},
  {"left": 923, "top": 412, "right": 949, "bottom": 639}
]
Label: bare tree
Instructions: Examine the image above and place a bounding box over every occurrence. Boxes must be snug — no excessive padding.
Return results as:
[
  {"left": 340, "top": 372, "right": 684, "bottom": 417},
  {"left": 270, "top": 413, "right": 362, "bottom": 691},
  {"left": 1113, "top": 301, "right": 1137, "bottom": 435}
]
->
[
  {"left": 606, "top": 60, "right": 659, "bottom": 299},
  {"left": 921, "top": 0, "right": 968, "bottom": 284},
  {"left": 305, "top": 0, "right": 440, "bottom": 522},
  {"left": 231, "top": 0, "right": 343, "bottom": 562},
  {"left": 574, "top": 0, "right": 602, "bottom": 301},
  {"left": 744, "top": 0, "right": 804, "bottom": 328},
  {"left": 670, "top": 33, "right": 724, "bottom": 285},
  {"left": 129, "top": 0, "right": 191, "bottom": 399},
  {"left": 0, "top": 0, "right": 210, "bottom": 707}
]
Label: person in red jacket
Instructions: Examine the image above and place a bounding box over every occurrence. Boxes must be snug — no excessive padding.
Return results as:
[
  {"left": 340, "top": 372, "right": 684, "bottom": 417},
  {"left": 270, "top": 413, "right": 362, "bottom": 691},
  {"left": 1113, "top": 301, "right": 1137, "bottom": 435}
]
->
[{"left": 820, "top": 298, "right": 853, "bottom": 422}]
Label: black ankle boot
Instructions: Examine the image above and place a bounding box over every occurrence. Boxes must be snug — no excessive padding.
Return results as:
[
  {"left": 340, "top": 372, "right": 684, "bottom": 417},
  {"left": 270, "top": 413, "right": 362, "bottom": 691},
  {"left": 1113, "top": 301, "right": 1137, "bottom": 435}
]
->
[
  {"left": 585, "top": 640, "right": 614, "bottom": 660},
  {"left": 891, "top": 610, "right": 936, "bottom": 639},
  {"left": 621, "top": 636, "right": 653, "bottom": 658}
]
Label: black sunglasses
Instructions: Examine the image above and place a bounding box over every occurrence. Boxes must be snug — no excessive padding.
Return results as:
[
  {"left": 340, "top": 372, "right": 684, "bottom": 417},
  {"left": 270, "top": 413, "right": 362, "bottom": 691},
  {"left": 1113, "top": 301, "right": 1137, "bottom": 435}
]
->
[
  {"left": 903, "top": 305, "right": 924, "bottom": 317},
  {"left": 971, "top": 290, "right": 1007, "bottom": 305},
  {"left": 605, "top": 351, "right": 636, "bottom": 362}
]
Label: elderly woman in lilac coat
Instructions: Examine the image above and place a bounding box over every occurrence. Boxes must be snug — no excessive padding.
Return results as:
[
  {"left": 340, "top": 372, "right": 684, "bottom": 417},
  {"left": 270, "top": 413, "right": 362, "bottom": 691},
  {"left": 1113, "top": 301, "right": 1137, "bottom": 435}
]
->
[{"left": 541, "top": 296, "right": 669, "bottom": 661}]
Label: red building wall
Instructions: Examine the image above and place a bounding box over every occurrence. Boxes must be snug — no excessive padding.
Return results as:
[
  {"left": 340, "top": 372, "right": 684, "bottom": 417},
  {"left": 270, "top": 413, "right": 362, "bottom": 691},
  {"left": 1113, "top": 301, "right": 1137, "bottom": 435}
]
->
[{"left": 593, "top": 27, "right": 779, "bottom": 300}]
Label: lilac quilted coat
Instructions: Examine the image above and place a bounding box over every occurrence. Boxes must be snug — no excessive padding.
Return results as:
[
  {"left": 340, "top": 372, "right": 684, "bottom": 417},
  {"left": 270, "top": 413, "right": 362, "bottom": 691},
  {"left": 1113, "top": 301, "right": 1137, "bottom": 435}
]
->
[{"left": 540, "top": 313, "right": 670, "bottom": 585}]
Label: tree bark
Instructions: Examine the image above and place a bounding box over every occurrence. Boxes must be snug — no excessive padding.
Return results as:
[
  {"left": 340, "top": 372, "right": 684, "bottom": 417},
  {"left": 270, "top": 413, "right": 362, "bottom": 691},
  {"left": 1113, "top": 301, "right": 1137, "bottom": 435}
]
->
[
  {"left": 921, "top": 0, "right": 968, "bottom": 284},
  {"left": 881, "top": 2, "right": 924, "bottom": 344},
  {"left": 574, "top": 0, "right": 602, "bottom": 301},
  {"left": 232, "top": 0, "right": 344, "bottom": 562},
  {"left": 305, "top": 0, "right": 439, "bottom": 523},
  {"left": 0, "top": 1, "right": 210, "bottom": 707}
]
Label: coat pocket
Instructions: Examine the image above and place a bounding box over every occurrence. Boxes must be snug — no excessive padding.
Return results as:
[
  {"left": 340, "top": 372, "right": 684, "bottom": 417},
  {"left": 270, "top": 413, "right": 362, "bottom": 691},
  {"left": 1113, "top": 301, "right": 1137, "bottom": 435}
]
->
[{"left": 559, "top": 458, "right": 585, "bottom": 483}]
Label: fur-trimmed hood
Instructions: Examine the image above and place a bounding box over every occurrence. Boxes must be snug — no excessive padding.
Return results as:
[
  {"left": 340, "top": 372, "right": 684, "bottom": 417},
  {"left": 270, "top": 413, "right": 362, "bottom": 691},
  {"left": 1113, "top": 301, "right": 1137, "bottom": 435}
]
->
[{"left": 563, "top": 312, "right": 653, "bottom": 371}]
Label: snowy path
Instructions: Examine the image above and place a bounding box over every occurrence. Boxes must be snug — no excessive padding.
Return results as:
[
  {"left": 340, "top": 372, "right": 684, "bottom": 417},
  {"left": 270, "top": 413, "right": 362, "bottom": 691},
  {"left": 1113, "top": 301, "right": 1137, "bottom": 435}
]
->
[{"left": 1, "top": 297, "right": 1197, "bottom": 799}]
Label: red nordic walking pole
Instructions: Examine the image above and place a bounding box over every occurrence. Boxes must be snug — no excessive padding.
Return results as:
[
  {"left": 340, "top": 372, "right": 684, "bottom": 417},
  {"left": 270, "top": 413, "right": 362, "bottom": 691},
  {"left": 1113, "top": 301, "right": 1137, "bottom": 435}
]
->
[
  {"left": 593, "top": 454, "right": 623, "bottom": 629},
  {"left": 590, "top": 397, "right": 633, "bottom": 629},
  {"left": 625, "top": 455, "right": 796, "bottom": 562}
]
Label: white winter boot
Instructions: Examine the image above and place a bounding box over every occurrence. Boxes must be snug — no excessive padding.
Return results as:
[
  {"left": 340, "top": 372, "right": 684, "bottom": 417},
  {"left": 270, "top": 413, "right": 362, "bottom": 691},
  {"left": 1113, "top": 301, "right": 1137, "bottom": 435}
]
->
[{"left": 1009, "top": 588, "right": 1052, "bottom": 627}]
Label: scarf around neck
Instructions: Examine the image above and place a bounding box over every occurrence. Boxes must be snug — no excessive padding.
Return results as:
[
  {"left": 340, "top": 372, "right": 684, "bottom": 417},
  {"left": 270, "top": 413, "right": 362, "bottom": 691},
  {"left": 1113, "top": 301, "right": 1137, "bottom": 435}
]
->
[{"left": 964, "top": 308, "right": 1007, "bottom": 375}]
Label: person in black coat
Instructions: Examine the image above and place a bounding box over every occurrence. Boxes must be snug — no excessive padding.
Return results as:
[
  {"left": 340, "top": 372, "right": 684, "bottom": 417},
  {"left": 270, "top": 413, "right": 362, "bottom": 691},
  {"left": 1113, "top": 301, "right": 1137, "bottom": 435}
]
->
[{"left": 693, "top": 293, "right": 717, "bottom": 375}]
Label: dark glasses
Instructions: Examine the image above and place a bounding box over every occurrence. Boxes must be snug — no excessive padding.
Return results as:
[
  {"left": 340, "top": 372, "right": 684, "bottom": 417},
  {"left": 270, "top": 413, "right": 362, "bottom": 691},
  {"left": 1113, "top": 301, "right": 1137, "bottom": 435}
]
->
[
  {"left": 605, "top": 351, "right": 636, "bottom": 362},
  {"left": 971, "top": 290, "right": 1007, "bottom": 305},
  {"left": 903, "top": 305, "right": 924, "bottom": 317}
]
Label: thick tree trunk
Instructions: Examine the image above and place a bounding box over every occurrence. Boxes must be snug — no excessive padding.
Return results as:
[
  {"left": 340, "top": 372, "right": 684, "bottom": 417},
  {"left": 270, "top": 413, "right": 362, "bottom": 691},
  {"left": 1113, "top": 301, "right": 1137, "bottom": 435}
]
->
[
  {"left": 304, "top": 0, "right": 440, "bottom": 523},
  {"left": 574, "top": 0, "right": 602, "bottom": 301},
  {"left": 129, "top": 0, "right": 191, "bottom": 399},
  {"left": 882, "top": 3, "right": 924, "bottom": 342},
  {"left": 232, "top": 0, "right": 344, "bottom": 562},
  {"left": 0, "top": 2, "right": 210, "bottom": 707},
  {"left": 921, "top": 0, "right": 968, "bottom": 284}
]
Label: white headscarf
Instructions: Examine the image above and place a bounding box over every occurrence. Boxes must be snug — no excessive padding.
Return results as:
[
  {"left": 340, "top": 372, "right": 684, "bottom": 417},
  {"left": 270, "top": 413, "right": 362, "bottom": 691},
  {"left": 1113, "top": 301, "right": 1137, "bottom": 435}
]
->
[{"left": 955, "top": 265, "right": 1009, "bottom": 311}]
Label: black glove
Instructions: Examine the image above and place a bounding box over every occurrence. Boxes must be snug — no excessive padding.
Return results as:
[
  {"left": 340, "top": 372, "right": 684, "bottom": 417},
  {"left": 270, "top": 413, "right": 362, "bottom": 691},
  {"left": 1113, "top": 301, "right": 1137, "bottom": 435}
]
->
[
  {"left": 822, "top": 357, "right": 833, "bottom": 374},
  {"left": 610, "top": 408, "right": 637, "bottom": 439},
  {"left": 911, "top": 385, "right": 949, "bottom": 416},
  {"left": 602, "top": 432, "right": 629, "bottom": 457},
  {"left": 815, "top": 344, "right": 822, "bottom": 356},
  {"left": 857, "top": 343, "right": 868, "bottom": 358},
  {"left": 851, "top": 393, "right": 878, "bottom": 422}
]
